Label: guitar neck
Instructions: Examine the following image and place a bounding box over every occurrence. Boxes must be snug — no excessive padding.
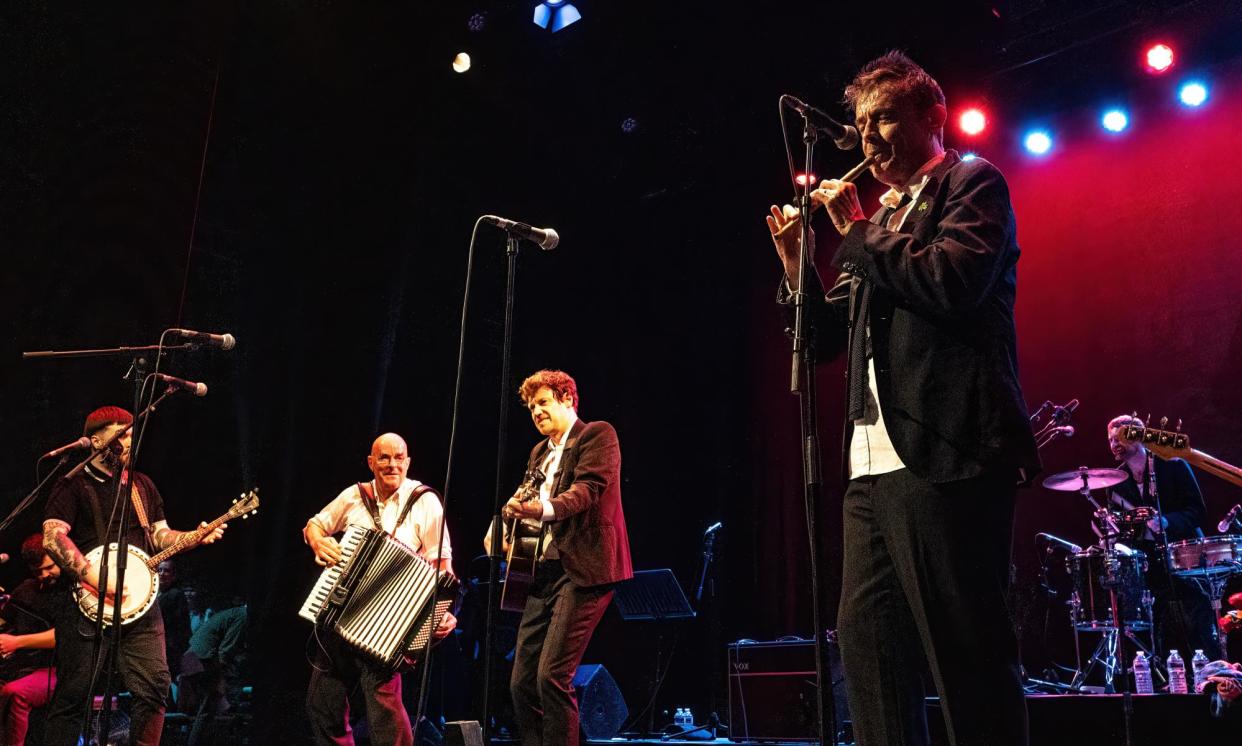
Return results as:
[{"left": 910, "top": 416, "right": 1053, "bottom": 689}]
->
[
  {"left": 145, "top": 511, "right": 232, "bottom": 568},
  {"left": 1185, "top": 448, "right": 1242, "bottom": 490}
]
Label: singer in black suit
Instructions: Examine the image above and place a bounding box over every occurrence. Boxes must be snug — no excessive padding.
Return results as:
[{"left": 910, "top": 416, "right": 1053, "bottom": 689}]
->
[{"left": 767, "top": 52, "right": 1040, "bottom": 746}]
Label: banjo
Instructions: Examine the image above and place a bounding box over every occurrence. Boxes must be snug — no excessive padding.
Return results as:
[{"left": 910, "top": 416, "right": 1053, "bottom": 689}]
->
[{"left": 75, "top": 488, "right": 260, "bottom": 626}]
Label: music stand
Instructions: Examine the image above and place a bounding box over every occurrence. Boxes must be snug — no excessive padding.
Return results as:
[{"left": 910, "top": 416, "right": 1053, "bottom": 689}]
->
[
  {"left": 614, "top": 569, "right": 696, "bottom": 622},
  {"left": 613, "top": 569, "right": 695, "bottom": 738}
]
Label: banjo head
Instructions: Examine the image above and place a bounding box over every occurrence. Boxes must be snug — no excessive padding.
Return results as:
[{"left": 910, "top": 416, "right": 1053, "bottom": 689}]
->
[{"left": 76, "top": 543, "right": 160, "bottom": 626}]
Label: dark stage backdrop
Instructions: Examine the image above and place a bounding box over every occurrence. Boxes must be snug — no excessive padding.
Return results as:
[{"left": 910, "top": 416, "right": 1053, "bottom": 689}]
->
[{"left": 4, "top": 3, "right": 1242, "bottom": 741}]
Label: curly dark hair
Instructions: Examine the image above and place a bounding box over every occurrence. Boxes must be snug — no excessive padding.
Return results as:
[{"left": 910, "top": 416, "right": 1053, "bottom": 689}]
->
[
  {"left": 519, "top": 369, "right": 579, "bottom": 410},
  {"left": 843, "top": 50, "right": 945, "bottom": 115}
]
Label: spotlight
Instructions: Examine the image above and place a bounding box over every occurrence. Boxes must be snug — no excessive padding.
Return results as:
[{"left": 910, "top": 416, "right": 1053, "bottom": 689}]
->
[
  {"left": 795, "top": 173, "right": 817, "bottom": 186},
  {"left": 1145, "top": 43, "right": 1175, "bottom": 74},
  {"left": 533, "top": 0, "right": 581, "bottom": 32},
  {"left": 961, "top": 152, "right": 979, "bottom": 162},
  {"left": 958, "top": 108, "right": 987, "bottom": 136},
  {"left": 1101, "top": 109, "right": 1128, "bottom": 133},
  {"left": 467, "top": 12, "right": 486, "bottom": 32},
  {"left": 620, "top": 117, "right": 639, "bottom": 134},
  {"left": 452, "top": 52, "right": 471, "bottom": 73},
  {"left": 1179, "top": 81, "right": 1208, "bottom": 107},
  {"left": 1023, "top": 130, "right": 1052, "bottom": 156}
]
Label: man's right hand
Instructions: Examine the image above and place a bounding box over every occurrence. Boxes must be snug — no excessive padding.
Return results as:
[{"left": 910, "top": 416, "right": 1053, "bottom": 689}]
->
[
  {"left": 766, "top": 204, "right": 812, "bottom": 291},
  {"left": 311, "top": 535, "right": 342, "bottom": 567}
]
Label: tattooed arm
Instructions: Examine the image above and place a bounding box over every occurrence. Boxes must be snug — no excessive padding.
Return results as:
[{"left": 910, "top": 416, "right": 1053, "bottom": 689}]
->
[
  {"left": 151, "top": 520, "right": 226, "bottom": 551},
  {"left": 42, "top": 519, "right": 92, "bottom": 583}
]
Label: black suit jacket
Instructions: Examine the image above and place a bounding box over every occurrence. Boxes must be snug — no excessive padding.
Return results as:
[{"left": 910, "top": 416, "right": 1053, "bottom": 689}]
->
[
  {"left": 795, "top": 150, "right": 1041, "bottom": 483},
  {"left": 530, "top": 418, "right": 633, "bottom": 587},
  {"left": 1111, "top": 456, "right": 1206, "bottom": 543}
]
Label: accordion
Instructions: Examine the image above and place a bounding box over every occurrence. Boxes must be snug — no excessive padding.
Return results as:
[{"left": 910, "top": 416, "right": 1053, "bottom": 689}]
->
[{"left": 299, "top": 524, "right": 459, "bottom": 671}]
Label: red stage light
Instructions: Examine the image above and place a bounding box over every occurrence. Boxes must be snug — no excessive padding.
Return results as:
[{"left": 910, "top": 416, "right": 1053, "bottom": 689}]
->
[
  {"left": 1145, "top": 44, "right": 1175, "bottom": 73},
  {"left": 795, "top": 173, "right": 817, "bottom": 186},
  {"left": 959, "top": 108, "right": 987, "bottom": 136}
]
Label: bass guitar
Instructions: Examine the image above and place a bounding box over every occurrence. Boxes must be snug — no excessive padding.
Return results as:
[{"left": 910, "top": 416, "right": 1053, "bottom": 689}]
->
[
  {"left": 76, "top": 488, "right": 260, "bottom": 626},
  {"left": 500, "top": 467, "right": 546, "bottom": 613},
  {"left": 1118, "top": 420, "right": 1242, "bottom": 490}
]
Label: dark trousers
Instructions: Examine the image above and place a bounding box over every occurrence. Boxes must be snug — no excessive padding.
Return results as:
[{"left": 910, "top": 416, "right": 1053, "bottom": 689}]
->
[
  {"left": 837, "top": 468, "right": 1027, "bottom": 746},
  {"left": 1152, "top": 572, "right": 1223, "bottom": 662},
  {"left": 306, "top": 632, "right": 411, "bottom": 746},
  {"left": 0, "top": 667, "right": 55, "bottom": 745},
  {"left": 45, "top": 600, "right": 169, "bottom": 746},
  {"left": 510, "top": 561, "right": 613, "bottom": 746}
]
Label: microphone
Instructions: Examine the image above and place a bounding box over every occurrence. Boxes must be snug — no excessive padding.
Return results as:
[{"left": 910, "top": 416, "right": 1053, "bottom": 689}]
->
[
  {"left": 41, "top": 437, "right": 92, "bottom": 459},
  {"left": 1036, "top": 532, "right": 1082, "bottom": 553},
  {"left": 704, "top": 521, "right": 723, "bottom": 536},
  {"left": 169, "top": 329, "right": 236, "bottom": 350},
  {"left": 1051, "top": 398, "right": 1079, "bottom": 423},
  {"left": 1218, "top": 504, "right": 1242, "bottom": 533},
  {"left": 481, "top": 216, "right": 559, "bottom": 250},
  {"left": 782, "top": 95, "right": 859, "bottom": 150},
  {"left": 155, "top": 373, "right": 208, "bottom": 397}
]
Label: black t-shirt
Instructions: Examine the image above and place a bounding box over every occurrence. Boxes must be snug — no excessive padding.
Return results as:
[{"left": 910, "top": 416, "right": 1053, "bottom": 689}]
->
[
  {"left": 45, "top": 464, "right": 166, "bottom": 554},
  {"left": 0, "top": 577, "right": 60, "bottom": 678}
]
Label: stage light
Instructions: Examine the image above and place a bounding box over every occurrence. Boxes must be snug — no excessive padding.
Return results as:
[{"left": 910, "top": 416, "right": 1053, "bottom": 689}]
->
[
  {"left": 533, "top": 0, "right": 581, "bottom": 32},
  {"left": 1179, "top": 81, "right": 1208, "bottom": 107},
  {"left": 1101, "top": 109, "right": 1128, "bottom": 133},
  {"left": 452, "top": 52, "right": 471, "bottom": 73},
  {"left": 467, "top": 12, "right": 486, "bottom": 32},
  {"left": 1023, "top": 130, "right": 1052, "bottom": 156},
  {"left": 961, "top": 152, "right": 979, "bottom": 162},
  {"left": 795, "top": 173, "right": 817, "bottom": 186},
  {"left": 958, "top": 108, "right": 987, "bottom": 136},
  {"left": 620, "top": 117, "right": 638, "bottom": 134},
  {"left": 1145, "top": 43, "right": 1175, "bottom": 73}
]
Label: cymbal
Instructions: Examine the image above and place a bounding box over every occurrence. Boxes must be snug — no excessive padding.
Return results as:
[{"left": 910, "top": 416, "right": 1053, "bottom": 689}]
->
[{"left": 1041, "top": 467, "right": 1128, "bottom": 492}]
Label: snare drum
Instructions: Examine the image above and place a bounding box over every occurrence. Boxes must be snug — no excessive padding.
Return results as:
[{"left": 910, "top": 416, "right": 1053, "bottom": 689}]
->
[
  {"left": 1066, "top": 548, "right": 1151, "bottom": 631},
  {"left": 1166, "top": 536, "right": 1242, "bottom": 579}
]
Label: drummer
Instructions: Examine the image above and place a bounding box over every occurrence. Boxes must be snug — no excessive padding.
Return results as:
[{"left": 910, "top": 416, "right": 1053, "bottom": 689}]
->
[{"left": 1105, "top": 414, "right": 1221, "bottom": 660}]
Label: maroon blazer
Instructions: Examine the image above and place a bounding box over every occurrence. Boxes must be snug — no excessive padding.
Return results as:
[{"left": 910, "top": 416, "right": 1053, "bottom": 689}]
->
[{"left": 533, "top": 418, "right": 632, "bottom": 588}]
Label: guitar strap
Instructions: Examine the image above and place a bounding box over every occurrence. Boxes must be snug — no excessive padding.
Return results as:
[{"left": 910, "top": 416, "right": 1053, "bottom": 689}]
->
[{"left": 85, "top": 470, "right": 153, "bottom": 550}]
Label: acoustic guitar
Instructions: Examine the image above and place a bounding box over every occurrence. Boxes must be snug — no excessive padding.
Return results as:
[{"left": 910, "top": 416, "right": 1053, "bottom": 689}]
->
[{"left": 500, "top": 467, "right": 546, "bottom": 613}]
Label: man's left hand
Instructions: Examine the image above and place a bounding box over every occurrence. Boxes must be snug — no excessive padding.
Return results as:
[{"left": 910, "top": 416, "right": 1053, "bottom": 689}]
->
[
  {"left": 502, "top": 498, "right": 541, "bottom": 521},
  {"left": 200, "top": 521, "right": 227, "bottom": 545},
  {"left": 811, "top": 179, "right": 867, "bottom": 236},
  {"left": 433, "top": 611, "right": 457, "bottom": 641}
]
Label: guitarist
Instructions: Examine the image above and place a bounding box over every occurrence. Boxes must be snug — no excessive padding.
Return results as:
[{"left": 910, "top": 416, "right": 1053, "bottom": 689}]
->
[
  {"left": 42, "top": 405, "right": 226, "bottom": 746},
  {"left": 489, "top": 369, "right": 632, "bottom": 746},
  {"left": 302, "top": 432, "right": 456, "bottom": 746},
  {"left": 1106, "top": 413, "right": 1221, "bottom": 659}
]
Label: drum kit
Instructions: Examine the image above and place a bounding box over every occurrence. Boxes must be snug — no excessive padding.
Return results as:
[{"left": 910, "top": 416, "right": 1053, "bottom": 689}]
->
[{"left": 1039, "top": 465, "right": 1242, "bottom": 692}]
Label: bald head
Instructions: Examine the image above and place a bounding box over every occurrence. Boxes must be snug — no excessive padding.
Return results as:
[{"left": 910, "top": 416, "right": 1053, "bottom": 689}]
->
[{"left": 367, "top": 432, "right": 410, "bottom": 497}]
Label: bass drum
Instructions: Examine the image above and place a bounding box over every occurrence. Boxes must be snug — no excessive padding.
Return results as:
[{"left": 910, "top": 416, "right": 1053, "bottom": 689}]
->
[
  {"left": 1065, "top": 547, "right": 1151, "bottom": 631},
  {"left": 74, "top": 542, "right": 159, "bottom": 626},
  {"left": 1166, "top": 535, "right": 1242, "bottom": 578}
]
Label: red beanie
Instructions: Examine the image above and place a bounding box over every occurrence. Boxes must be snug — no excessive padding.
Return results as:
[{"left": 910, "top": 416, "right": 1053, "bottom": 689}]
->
[{"left": 82, "top": 406, "right": 134, "bottom": 437}]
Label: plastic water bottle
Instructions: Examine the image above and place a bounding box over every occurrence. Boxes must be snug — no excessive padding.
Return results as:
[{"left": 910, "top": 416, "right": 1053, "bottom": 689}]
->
[
  {"left": 1133, "top": 651, "right": 1153, "bottom": 694},
  {"left": 674, "top": 708, "right": 687, "bottom": 727},
  {"left": 684, "top": 707, "right": 695, "bottom": 727},
  {"left": 1167, "top": 650, "right": 1188, "bottom": 694},
  {"left": 1192, "top": 649, "right": 1209, "bottom": 693}
]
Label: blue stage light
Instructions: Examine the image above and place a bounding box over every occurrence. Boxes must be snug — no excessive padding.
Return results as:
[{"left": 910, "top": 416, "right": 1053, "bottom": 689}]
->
[
  {"left": 961, "top": 152, "right": 979, "bottom": 162},
  {"left": 533, "top": 0, "right": 581, "bottom": 32},
  {"left": 1179, "top": 81, "right": 1208, "bottom": 107},
  {"left": 1023, "top": 131, "right": 1052, "bottom": 155},
  {"left": 1101, "top": 109, "right": 1129, "bottom": 133}
]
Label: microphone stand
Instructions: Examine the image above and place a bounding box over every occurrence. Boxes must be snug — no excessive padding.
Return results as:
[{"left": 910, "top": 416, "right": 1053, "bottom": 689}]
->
[
  {"left": 787, "top": 115, "right": 836, "bottom": 746},
  {"left": 482, "top": 233, "right": 522, "bottom": 743}
]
